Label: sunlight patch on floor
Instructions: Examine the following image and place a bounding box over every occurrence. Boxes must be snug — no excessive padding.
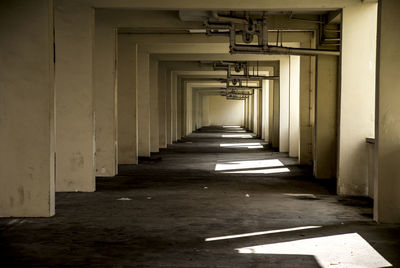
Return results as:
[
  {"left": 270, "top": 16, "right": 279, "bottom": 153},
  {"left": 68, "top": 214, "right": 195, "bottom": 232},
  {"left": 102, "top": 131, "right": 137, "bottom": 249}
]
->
[
  {"left": 222, "top": 134, "right": 253, "bottom": 138},
  {"left": 205, "top": 226, "right": 321, "bottom": 242},
  {"left": 223, "top": 167, "right": 290, "bottom": 174},
  {"left": 220, "top": 143, "right": 263, "bottom": 149},
  {"left": 215, "top": 159, "right": 284, "bottom": 171},
  {"left": 236, "top": 233, "right": 392, "bottom": 268}
]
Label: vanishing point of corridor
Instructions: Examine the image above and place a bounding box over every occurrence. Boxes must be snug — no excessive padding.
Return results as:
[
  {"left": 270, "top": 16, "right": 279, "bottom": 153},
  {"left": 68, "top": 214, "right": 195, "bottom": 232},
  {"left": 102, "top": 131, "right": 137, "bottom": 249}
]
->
[{"left": 1, "top": 126, "right": 398, "bottom": 267}]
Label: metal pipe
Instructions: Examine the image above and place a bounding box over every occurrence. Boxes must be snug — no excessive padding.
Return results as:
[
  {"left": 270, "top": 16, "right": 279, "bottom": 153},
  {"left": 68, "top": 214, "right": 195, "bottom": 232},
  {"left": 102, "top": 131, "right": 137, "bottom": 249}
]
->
[
  {"left": 211, "top": 11, "right": 249, "bottom": 24},
  {"left": 229, "top": 74, "right": 279, "bottom": 80},
  {"left": 231, "top": 44, "right": 340, "bottom": 56}
]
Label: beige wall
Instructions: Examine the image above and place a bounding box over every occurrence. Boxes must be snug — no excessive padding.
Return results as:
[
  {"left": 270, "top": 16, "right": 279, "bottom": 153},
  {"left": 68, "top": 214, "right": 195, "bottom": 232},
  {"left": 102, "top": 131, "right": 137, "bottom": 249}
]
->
[
  {"left": 0, "top": 0, "right": 55, "bottom": 216},
  {"left": 207, "top": 96, "right": 244, "bottom": 126}
]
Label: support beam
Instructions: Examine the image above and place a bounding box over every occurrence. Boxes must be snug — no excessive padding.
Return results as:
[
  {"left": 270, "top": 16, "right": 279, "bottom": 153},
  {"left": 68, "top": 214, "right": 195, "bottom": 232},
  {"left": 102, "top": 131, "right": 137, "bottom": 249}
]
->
[
  {"left": 299, "top": 55, "right": 314, "bottom": 165},
  {"left": 55, "top": 1, "right": 95, "bottom": 192},
  {"left": 289, "top": 56, "right": 300, "bottom": 158},
  {"left": 272, "top": 78, "right": 280, "bottom": 149},
  {"left": 279, "top": 56, "right": 290, "bottom": 152},
  {"left": 150, "top": 57, "right": 159, "bottom": 153},
  {"left": 137, "top": 50, "right": 151, "bottom": 157},
  {"left": 158, "top": 64, "right": 167, "bottom": 148},
  {"left": 375, "top": 0, "right": 400, "bottom": 223},
  {"left": 314, "top": 55, "right": 338, "bottom": 179},
  {"left": 0, "top": 0, "right": 55, "bottom": 217},
  {"left": 338, "top": 2, "right": 377, "bottom": 196},
  {"left": 166, "top": 70, "right": 173, "bottom": 144},
  {"left": 94, "top": 20, "right": 117, "bottom": 176},
  {"left": 117, "top": 36, "right": 138, "bottom": 164}
]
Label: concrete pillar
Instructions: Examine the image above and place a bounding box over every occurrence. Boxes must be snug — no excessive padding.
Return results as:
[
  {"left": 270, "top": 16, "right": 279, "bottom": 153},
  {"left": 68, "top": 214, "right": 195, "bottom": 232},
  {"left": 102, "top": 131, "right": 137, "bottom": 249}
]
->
[
  {"left": 158, "top": 64, "right": 167, "bottom": 148},
  {"left": 375, "top": 0, "right": 400, "bottom": 223},
  {"left": 314, "top": 55, "right": 338, "bottom": 179},
  {"left": 172, "top": 74, "right": 178, "bottom": 141},
  {"left": 243, "top": 98, "right": 249, "bottom": 129},
  {"left": 192, "top": 91, "right": 197, "bottom": 131},
  {"left": 176, "top": 78, "right": 183, "bottom": 140},
  {"left": 253, "top": 91, "right": 259, "bottom": 135},
  {"left": 268, "top": 80, "right": 275, "bottom": 145},
  {"left": 261, "top": 86, "right": 266, "bottom": 140},
  {"left": 289, "top": 56, "right": 300, "bottom": 158},
  {"left": 137, "top": 50, "right": 151, "bottom": 157},
  {"left": 338, "top": 2, "right": 377, "bottom": 196},
  {"left": 117, "top": 37, "right": 138, "bottom": 164},
  {"left": 0, "top": 0, "right": 55, "bottom": 216},
  {"left": 94, "top": 20, "right": 117, "bottom": 176},
  {"left": 280, "top": 57, "right": 290, "bottom": 152},
  {"left": 55, "top": 1, "right": 95, "bottom": 192},
  {"left": 185, "top": 86, "right": 193, "bottom": 135},
  {"left": 150, "top": 57, "right": 159, "bottom": 153},
  {"left": 198, "top": 92, "right": 203, "bottom": 129},
  {"left": 258, "top": 88, "right": 263, "bottom": 136},
  {"left": 249, "top": 95, "right": 254, "bottom": 131},
  {"left": 272, "top": 78, "right": 280, "bottom": 149},
  {"left": 299, "top": 55, "right": 314, "bottom": 165},
  {"left": 262, "top": 80, "right": 270, "bottom": 142},
  {"left": 166, "top": 70, "right": 172, "bottom": 144},
  {"left": 202, "top": 95, "right": 210, "bottom": 126}
]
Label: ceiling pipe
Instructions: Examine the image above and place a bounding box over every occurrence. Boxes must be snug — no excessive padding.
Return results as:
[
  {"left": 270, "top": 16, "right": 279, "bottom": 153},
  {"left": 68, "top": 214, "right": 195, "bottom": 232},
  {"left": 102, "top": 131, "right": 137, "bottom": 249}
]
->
[
  {"left": 228, "top": 74, "right": 279, "bottom": 80},
  {"left": 231, "top": 44, "right": 340, "bottom": 56},
  {"left": 211, "top": 11, "right": 249, "bottom": 24},
  {"left": 221, "top": 16, "right": 340, "bottom": 56}
]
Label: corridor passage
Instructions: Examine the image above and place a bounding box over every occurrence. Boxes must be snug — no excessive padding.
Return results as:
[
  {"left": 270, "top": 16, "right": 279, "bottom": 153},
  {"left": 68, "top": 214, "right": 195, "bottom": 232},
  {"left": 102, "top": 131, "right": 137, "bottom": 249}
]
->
[{"left": 1, "top": 126, "right": 399, "bottom": 267}]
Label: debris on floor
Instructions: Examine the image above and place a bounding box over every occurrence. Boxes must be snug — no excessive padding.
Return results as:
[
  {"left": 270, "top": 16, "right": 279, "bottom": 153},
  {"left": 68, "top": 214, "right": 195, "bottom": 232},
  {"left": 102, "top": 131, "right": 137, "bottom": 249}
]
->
[{"left": 117, "top": 197, "right": 132, "bottom": 201}]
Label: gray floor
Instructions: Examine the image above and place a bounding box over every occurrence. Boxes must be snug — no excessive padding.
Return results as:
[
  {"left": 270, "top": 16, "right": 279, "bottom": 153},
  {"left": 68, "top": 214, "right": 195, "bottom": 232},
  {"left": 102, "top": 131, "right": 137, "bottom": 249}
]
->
[{"left": 1, "top": 126, "right": 399, "bottom": 267}]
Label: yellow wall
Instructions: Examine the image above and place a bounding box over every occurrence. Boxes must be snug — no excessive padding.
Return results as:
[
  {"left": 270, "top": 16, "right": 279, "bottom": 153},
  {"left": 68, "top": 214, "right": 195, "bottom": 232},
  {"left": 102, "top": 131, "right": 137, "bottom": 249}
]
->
[{"left": 207, "top": 96, "right": 244, "bottom": 126}]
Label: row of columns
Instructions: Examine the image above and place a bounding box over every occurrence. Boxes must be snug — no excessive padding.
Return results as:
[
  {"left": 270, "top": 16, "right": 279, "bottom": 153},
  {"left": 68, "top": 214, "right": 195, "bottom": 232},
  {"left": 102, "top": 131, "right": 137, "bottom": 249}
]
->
[{"left": 1, "top": 0, "right": 399, "bottom": 223}]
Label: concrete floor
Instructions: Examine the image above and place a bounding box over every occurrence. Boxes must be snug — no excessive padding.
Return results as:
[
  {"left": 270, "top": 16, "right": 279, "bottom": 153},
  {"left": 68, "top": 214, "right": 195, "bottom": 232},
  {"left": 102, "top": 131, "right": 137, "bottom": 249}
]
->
[{"left": 1, "top": 126, "right": 399, "bottom": 267}]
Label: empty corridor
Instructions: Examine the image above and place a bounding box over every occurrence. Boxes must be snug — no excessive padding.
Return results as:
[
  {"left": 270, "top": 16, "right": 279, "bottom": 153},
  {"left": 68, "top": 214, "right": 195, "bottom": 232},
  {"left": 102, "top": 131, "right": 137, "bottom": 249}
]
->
[{"left": 1, "top": 126, "right": 399, "bottom": 267}]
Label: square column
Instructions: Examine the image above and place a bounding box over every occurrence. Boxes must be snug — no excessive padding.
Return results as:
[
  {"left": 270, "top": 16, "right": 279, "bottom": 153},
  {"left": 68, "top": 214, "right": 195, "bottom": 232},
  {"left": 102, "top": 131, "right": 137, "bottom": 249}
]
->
[
  {"left": 158, "top": 64, "right": 167, "bottom": 149},
  {"left": 94, "top": 20, "right": 117, "bottom": 176},
  {"left": 55, "top": 1, "right": 95, "bottom": 191},
  {"left": 166, "top": 70, "right": 173, "bottom": 144},
  {"left": 117, "top": 36, "right": 138, "bottom": 164},
  {"left": 137, "top": 50, "right": 151, "bottom": 157},
  {"left": 289, "top": 56, "right": 300, "bottom": 158},
  {"left": 150, "top": 57, "right": 159, "bottom": 152},
  {"left": 0, "top": 0, "right": 55, "bottom": 216},
  {"left": 172, "top": 73, "right": 178, "bottom": 141},
  {"left": 279, "top": 57, "right": 290, "bottom": 152},
  {"left": 299, "top": 55, "right": 314, "bottom": 165},
  {"left": 272, "top": 78, "right": 280, "bottom": 149},
  {"left": 338, "top": 2, "right": 377, "bottom": 196},
  {"left": 314, "top": 55, "right": 338, "bottom": 179},
  {"left": 202, "top": 96, "right": 210, "bottom": 126},
  {"left": 375, "top": 0, "right": 400, "bottom": 223},
  {"left": 253, "top": 90, "right": 259, "bottom": 135},
  {"left": 177, "top": 78, "right": 183, "bottom": 140}
]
